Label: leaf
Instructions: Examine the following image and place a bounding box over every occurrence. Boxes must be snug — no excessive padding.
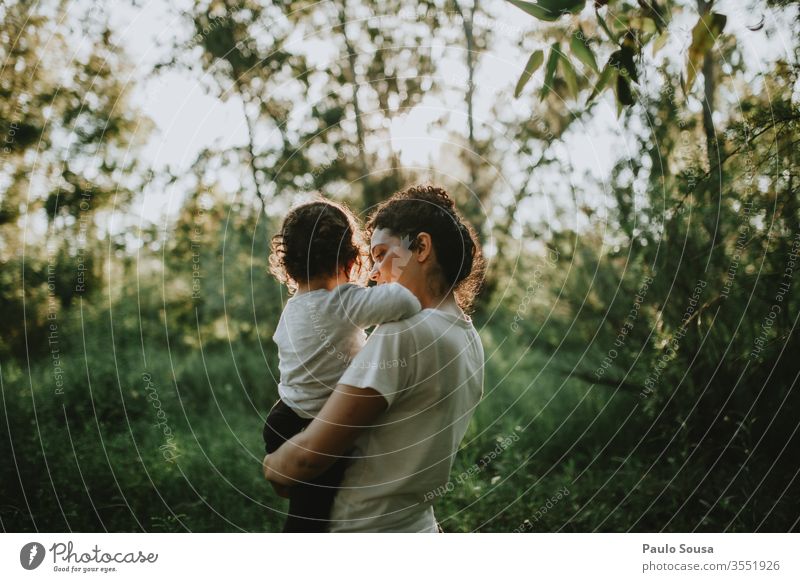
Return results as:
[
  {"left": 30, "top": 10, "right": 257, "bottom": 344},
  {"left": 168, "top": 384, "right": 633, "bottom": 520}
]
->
[
  {"left": 570, "top": 29, "right": 598, "bottom": 72},
  {"left": 746, "top": 15, "right": 765, "bottom": 32},
  {"left": 625, "top": 15, "right": 658, "bottom": 34},
  {"left": 541, "top": 42, "right": 561, "bottom": 98},
  {"left": 685, "top": 11, "right": 727, "bottom": 93},
  {"left": 637, "top": 0, "right": 669, "bottom": 33},
  {"left": 559, "top": 51, "right": 579, "bottom": 97},
  {"left": 615, "top": 73, "right": 634, "bottom": 106},
  {"left": 515, "top": 50, "right": 545, "bottom": 97},
  {"left": 608, "top": 42, "right": 638, "bottom": 84},
  {"left": 506, "top": 0, "right": 586, "bottom": 23},
  {"left": 651, "top": 30, "right": 669, "bottom": 56},
  {"left": 587, "top": 62, "right": 613, "bottom": 103}
]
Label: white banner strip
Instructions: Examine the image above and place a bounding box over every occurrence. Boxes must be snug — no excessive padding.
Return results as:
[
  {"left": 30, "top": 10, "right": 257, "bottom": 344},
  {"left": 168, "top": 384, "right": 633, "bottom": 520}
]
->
[{"left": 1, "top": 533, "right": 797, "bottom": 581}]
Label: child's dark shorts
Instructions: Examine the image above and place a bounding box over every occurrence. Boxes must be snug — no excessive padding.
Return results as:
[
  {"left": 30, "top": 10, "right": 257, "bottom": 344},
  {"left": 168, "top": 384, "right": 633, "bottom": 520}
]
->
[{"left": 263, "top": 398, "right": 348, "bottom": 533}]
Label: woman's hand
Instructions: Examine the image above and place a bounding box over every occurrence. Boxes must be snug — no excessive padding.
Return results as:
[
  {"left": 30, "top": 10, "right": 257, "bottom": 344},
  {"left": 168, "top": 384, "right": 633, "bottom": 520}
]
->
[
  {"left": 263, "top": 454, "right": 291, "bottom": 498},
  {"left": 270, "top": 481, "right": 291, "bottom": 498},
  {"left": 262, "top": 385, "right": 387, "bottom": 484}
]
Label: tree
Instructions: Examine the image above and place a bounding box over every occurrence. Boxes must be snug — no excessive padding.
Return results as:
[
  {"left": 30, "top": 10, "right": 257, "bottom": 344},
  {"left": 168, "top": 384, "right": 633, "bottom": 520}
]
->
[
  {"left": 0, "top": 0, "right": 150, "bottom": 358},
  {"left": 504, "top": 0, "right": 800, "bottom": 528},
  {"left": 163, "top": 0, "right": 442, "bottom": 214}
]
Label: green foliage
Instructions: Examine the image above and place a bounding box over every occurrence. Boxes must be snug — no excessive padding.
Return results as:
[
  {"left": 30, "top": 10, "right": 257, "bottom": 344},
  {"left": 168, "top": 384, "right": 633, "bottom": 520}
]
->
[
  {"left": 508, "top": 0, "right": 586, "bottom": 22},
  {"left": 515, "top": 50, "right": 545, "bottom": 97},
  {"left": 524, "top": 62, "right": 800, "bottom": 530},
  {"left": 506, "top": 1, "right": 738, "bottom": 109},
  {"left": 0, "top": 0, "right": 149, "bottom": 359},
  {"left": 541, "top": 43, "right": 561, "bottom": 98},
  {"left": 683, "top": 10, "right": 727, "bottom": 93},
  {"left": 570, "top": 29, "right": 598, "bottom": 72},
  {"left": 166, "top": 0, "right": 441, "bottom": 211}
]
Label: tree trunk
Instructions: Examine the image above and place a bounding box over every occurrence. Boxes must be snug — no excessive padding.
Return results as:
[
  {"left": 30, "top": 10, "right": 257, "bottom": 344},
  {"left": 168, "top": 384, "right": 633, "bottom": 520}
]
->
[
  {"left": 697, "top": 0, "right": 722, "bottom": 242},
  {"left": 337, "top": 0, "right": 371, "bottom": 207},
  {"left": 453, "top": 0, "right": 478, "bottom": 194},
  {"left": 239, "top": 89, "right": 268, "bottom": 214}
]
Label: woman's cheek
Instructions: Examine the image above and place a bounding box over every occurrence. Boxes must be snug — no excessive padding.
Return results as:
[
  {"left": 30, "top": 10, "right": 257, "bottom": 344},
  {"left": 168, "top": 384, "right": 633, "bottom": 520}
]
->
[{"left": 381, "top": 260, "right": 397, "bottom": 282}]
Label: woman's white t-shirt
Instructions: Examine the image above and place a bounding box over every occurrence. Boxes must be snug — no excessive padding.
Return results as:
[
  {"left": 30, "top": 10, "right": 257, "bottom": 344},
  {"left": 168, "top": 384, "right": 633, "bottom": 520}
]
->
[{"left": 330, "top": 308, "right": 484, "bottom": 532}]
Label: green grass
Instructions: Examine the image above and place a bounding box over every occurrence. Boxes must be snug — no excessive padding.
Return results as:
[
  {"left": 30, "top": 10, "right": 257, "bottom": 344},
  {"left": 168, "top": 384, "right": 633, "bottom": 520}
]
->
[{"left": 1, "top": 315, "right": 796, "bottom": 532}]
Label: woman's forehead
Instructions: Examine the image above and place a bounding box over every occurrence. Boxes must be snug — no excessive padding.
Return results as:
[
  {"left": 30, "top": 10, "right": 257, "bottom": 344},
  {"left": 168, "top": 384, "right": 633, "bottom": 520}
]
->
[{"left": 370, "top": 228, "right": 400, "bottom": 249}]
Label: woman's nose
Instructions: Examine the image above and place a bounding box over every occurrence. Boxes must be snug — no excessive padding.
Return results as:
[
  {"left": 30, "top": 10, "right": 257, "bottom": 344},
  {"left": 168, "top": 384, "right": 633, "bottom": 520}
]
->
[{"left": 369, "top": 263, "right": 380, "bottom": 281}]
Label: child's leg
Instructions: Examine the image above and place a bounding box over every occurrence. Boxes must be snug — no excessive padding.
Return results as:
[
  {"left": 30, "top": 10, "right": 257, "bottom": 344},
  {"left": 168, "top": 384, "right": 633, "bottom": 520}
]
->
[
  {"left": 263, "top": 399, "right": 349, "bottom": 533},
  {"left": 282, "top": 457, "right": 349, "bottom": 533},
  {"left": 263, "top": 399, "right": 309, "bottom": 454}
]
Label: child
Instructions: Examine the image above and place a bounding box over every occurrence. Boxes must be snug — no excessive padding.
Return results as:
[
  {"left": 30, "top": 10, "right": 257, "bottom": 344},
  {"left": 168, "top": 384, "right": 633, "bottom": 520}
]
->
[{"left": 264, "top": 198, "right": 421, "bottom": 532}]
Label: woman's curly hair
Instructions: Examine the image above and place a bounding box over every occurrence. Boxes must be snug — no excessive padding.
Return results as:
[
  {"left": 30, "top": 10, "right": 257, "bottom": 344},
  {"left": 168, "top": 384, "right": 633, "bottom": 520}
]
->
[
  {"left": 269, "top": 198, "right": 368, "bottom": 292},
  {"left": 366, "top": 184, "right": 485, "bottom": 312}
]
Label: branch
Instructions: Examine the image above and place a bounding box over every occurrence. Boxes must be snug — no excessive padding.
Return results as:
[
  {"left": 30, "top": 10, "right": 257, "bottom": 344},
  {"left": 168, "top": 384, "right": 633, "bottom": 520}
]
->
[{"left": 671, "top": 117, "right": 797, "bottom": 218}]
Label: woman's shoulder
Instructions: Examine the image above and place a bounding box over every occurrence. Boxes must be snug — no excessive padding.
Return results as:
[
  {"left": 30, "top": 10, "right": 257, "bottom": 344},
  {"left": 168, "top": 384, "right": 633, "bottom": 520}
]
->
[
  {"left": 369, "top": 311, "right": 424, "bottom": 334},
  {"left": 372, "top": 308, "right": 467, "bottom": 338}
]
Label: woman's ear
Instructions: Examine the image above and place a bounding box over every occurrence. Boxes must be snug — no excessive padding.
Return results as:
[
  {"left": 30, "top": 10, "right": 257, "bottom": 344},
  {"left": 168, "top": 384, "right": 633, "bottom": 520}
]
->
[{"left": 414, "top": 232, "right": 433, "bottom": 263}]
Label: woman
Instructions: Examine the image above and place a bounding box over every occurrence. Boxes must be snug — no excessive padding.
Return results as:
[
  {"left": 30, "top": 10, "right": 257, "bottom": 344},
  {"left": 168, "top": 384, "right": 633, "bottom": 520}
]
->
[{"left": 262, "top": 184, "right": 485, "bottom": 532}]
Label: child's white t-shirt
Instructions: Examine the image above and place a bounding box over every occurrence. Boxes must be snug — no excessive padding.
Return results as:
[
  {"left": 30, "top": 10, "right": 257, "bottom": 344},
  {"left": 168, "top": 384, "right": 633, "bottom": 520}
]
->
[{"left": 273, "top": 283, "right": 421, "bottom": 418}]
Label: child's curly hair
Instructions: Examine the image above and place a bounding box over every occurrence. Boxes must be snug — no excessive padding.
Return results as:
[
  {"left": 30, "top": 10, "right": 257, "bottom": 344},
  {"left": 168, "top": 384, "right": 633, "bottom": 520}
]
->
[
  {"left": 269, "top": 198, "right": 368, "bottom": 292},
  {"left": 366, "top": 184, "right": 485, "bottom": 312}
]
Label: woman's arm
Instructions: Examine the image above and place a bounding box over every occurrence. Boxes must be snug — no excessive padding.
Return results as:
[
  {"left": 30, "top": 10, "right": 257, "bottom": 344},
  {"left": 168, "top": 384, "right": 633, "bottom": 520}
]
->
[{"left": 262, "top": 384, "right": 387, "bottom": 486}]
